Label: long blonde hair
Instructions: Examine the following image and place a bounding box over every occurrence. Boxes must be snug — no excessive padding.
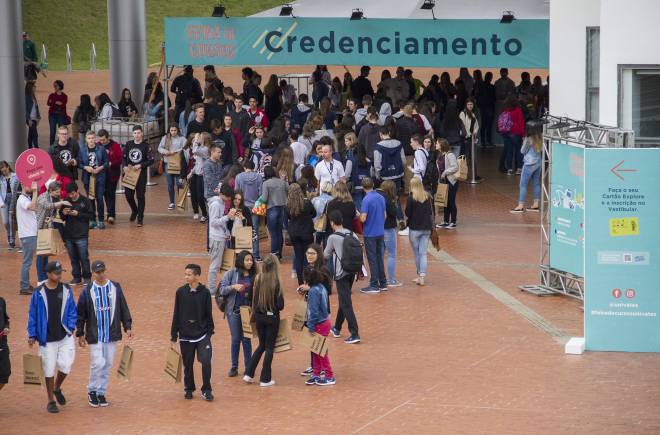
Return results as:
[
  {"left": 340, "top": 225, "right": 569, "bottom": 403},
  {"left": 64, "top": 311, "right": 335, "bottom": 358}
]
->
[
  {"left": 254, "top": 255, "right": 282, "bottom": 312},
  {"left": 530, "top": 133, "right": 543, "bottom": 153},
  {"left": 332, "top": 181, "right": 352, "bottom": 203},
  {"left": 410, "top": 177, "right": 430, "bottom": 203},
  {"left": 276, "top": 147, "right": 295, "bottom": 182}
]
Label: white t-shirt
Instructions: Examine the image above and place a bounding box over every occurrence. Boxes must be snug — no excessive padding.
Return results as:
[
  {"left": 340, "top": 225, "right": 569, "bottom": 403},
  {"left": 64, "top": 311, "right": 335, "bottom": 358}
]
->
[
  {"left": 314, "top": 158, "right": 345, "bottom": 188},
  {"left": 290, "top": 141, "right": 308, "bottom": 166},
  {"left": 17, "top": 194, "right": 38, "bottom": 238}
]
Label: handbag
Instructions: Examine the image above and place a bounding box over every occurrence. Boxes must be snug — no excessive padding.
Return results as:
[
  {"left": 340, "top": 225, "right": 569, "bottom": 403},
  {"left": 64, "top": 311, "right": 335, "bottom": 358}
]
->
[
  {"left": 314, "top": 203, "right": 328, "bottom": 232},
  {"left": 456, "top": 155, "right": 468, "bottom": 181},
  {"left": 352, "top": 215, "right": 363, "bottom": 235}
]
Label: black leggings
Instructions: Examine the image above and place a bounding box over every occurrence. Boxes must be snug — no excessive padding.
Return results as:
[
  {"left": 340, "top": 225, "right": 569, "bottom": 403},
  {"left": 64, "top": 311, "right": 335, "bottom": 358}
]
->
[
  {"left": 443, "top": 182, "right": 459, "bottom": 224},
  {"left": 190, "top": 174, "right": 207, "bottom": 217},
  {"left": 245, "top": 313, "right": 279, "bottom": 383}
]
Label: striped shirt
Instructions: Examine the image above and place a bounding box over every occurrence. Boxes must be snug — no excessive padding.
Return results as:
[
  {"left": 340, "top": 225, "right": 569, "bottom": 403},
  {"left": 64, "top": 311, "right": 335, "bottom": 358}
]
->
[{"left": 93, "top": 283, "right": 112, "bottom": 343}]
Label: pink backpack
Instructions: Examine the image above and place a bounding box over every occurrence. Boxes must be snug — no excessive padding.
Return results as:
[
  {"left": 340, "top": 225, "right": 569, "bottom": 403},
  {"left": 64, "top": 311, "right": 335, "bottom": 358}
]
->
[{"left": 497, "top": 110, "right": 513, "bottom": 134}]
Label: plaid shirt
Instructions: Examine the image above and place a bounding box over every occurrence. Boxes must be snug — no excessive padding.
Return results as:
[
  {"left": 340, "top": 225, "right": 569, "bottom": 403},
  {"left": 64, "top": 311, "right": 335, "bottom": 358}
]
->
[{"left": 36, "top": 192, "right": 57, "bottom": 229}]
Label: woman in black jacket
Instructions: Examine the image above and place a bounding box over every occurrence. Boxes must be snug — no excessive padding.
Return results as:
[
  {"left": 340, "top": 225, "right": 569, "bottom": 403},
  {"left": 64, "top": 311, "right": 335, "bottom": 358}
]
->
[
  {"left": 324, "top": 181, "right": 356, "bottom": 234},
  {"left": 287, "top": 183, "right": 316, "bottom": 285},
  {"left": 405, "top": 177, "right": 434, "bottom": 286}
]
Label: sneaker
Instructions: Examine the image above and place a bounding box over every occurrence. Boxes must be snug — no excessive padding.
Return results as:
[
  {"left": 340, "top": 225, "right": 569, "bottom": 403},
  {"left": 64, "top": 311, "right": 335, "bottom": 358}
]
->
[
  {"left": 7, "top": 245, "right": 14, "bottom": 251},
  {"left": 345, "top": 335, "right": 361, "bottom": 344},
  {"left": 17, "top": 248, "right": 23, "bottom": 253},
  {"left": 506, "top": 169, "right": 514, "bottom": 175},
  {"left": 53, "top": 388, "right": 66, "bottom": 405},
  {"left": 228, "top": 367, "right": 238, "bottom": 377},
  {"left": 97, "top": 394, "right": 109, "bottom": 407},
  {"left": 87, "top": 391, "right": 99, "bottom": 408},
  {"left": 300, "top": 367, "right": 313, "bottom": 376},
  {"left": 398, "top": 227, "right": 409, "bottom": 236},
  {"left": 47, "top": 401, "right": 59, "bottom": 414},
  {"left": 315, "top": 377, "right": 336, "bottom": 386},
  {"left": 137, "top": 220, "right": 143, "bottom": 227},
  {"left": 184, "top": 391, "right": 193, "bottom": 400},
  {"left": 360, "top": 287, "right": 380, "bottom": 294},
  {"left": 242, "top": 375, "right": 254, "bottom": 384},
  {"left": 83, "top": 278, "right": 91, "bottom": 285},
  {"left": 446, "top": 223, "right": 457, "bottom": 229},
  {"left": 510, "top": 207, "right": 524, "bottom": 213},
  {"left": 129, "top": 212, "right": 138, "bottom": 222},
  {"left": 168, "top": 203, "right": 175, "bottom": 210},
  {"left": 435, "top": 222, "right": 448, "bottom": 228},
  {"left": 201, "top": 391, "right": 214, "bottom": 401},
  {"left": 89, "top": 221, "right": 97, "bottom": 229},
  {"left": 330, "top": 327, "right": 341, "bottom": 338},
  {"left": 107, "top": 217, "right": 115, "bottom": 224},
  {"left": 97, "top": 222, "right": 106, "bottom": 230},
  {"left": 387, "top": 279, "right": 403, "bottom": 287},
  {"left": 306, "top": 376, "right": 321, "bottom": 385},
  {"left": 515, "top": 168, "right": 522, "bottom": 175},
  {"left": 200, "top": 216, "right": 207, "bottom": 223},
  {"left": 19, "top": 288, "right": 33, "bottom": 295},
  {"left": 527, "top": 206, "right": 540, "bottom": 212},
  {"left": 193, "top": 214, "right": 199, "bottom": 220},
  {"left": 260, "top": 380, "right": 276, "bottom": 387}
]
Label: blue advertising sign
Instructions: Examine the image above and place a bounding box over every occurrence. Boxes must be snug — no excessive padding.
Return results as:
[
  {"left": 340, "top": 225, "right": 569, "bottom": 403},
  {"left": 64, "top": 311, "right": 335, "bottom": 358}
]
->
[
  {"left": 549, "top": 142, "right": 585, "bottom": 277},
  {"left": 164, "top": 17, "right": 549, "bottom": 67},
  {"left": 584, "top": 148, "right": 660, "bottom": 352}
]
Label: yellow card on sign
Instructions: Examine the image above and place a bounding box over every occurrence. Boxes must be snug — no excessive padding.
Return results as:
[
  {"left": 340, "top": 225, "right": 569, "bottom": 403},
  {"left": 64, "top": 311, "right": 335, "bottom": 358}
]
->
[{"left": 609, "top": 217, "right": 639, "bottom": 237}]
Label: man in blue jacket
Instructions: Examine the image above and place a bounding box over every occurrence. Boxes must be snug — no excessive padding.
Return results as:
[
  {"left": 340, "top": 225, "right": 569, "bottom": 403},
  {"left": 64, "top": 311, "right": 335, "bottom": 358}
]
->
[
  {"left": 76, "top": 260, "right": 133, "bottom": 408},
  {"left": 27, "top": 261, "right": 78, "bottom": 414}
]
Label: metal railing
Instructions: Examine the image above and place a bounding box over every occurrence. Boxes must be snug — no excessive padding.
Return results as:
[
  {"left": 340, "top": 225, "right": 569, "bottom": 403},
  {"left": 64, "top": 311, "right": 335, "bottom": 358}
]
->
[
  {"left": 90, "top": 43, "right": 97, "bottom": 72},
  {"left": 40, "top": 43, "right": 48, "bottom": 70},
  {"left": 65, "top": 43, "right": 72, "bottom": 72}
]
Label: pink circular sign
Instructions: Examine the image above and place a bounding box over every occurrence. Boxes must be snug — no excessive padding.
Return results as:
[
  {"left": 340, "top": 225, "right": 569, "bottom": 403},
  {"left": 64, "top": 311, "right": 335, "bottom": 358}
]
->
[{"left": 15, "top": 148, "right": 54, "bottom": 188}]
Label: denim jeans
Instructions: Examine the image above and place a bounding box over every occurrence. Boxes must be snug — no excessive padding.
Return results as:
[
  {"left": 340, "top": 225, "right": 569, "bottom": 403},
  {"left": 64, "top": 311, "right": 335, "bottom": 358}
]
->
[
  {"left": 503, "top": 134, "right": 523, "bottom": 171},
  {"left": 87, "top": 341, "right": 117, "bottom": 395},
  {"left": 164, "top": 164, "right": 179, "bottom": 205},
  {"left": 408, "top": 230, "right": 430, "bottom": 276},
  {"left": 364, "top": 236, "right": 386, "bottom": 289},
  {"left": 227, "top": 311, "right": 252, "bottom": 370},
  {"left": 20, "top": 236, "right": 37, "bottom": 290},
  {"left": 1, "top": 206, "right": 15, "bottom": 246},
  {"left": 393, "top": 177, "right": 404, "bottom": 220},
  {"left": 383, "top": 228, "right": 397, "bottom": 282},
  {"left": 48, "top": 113, "right": 67, "bottom": 146},
  {"left": 519, "top": 163, "right": 541, "bottom": 203},
  {"left": 65, "top": 238, "right": 91, "bottom": 280},
  {"left": 85, "top": 180, "right": 105, "bottom": 223},
  {"left": 251, "top": 213, "right": 260, "bottom": 258},
  {"left": 27, "top": 120, "right": 39, "bottom": 148},
  {"left": 36, "top": 254, "right": 49, "bottom": 282},
  {"left": 266, "top": 206, "right": 284, "bottom": 256}
]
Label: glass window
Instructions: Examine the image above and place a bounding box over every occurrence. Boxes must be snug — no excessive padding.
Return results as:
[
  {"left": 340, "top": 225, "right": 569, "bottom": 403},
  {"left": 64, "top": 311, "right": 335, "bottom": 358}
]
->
[
  {"left": 620, "top": 67, "right": 660, "bottom": 144},
  {"left": 586, "top": 27, "right": 600, "bottom": 123}
]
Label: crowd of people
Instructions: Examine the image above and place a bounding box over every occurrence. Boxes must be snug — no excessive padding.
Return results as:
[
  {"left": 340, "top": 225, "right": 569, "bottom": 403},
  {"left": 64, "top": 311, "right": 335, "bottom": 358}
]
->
[{"left": 1, "top": 62, "right": 549, "bottom": 411}]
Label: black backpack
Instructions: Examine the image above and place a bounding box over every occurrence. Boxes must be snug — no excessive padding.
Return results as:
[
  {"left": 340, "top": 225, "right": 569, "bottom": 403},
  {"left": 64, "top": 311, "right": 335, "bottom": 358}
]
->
[
  {"left": 334, "top": 231, "right": 363, "bottom": 274},
  {"left": 110, "top": 104, "right": 123, "bottom": 119},
  {"left": 421, "top": 149, "right": 439, "bottom": 191},
  {"left": 376, "top": 143, "right": 404, "bottom": 179}
]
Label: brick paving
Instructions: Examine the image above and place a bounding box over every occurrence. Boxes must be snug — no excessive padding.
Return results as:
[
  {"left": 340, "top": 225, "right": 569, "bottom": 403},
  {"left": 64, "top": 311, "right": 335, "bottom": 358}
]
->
[{"left": 1, "top": 151, "right": 659, "bottom": 433}]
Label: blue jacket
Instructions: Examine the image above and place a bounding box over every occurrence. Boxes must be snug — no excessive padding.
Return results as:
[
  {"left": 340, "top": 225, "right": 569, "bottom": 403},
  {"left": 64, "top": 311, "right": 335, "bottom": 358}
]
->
[
  {"left": 306, "top": 284, "right": 329, "bottom": 332},
  {"left": 78, "top": 145, "right": 109, "bottom": 185},
  {"left": 219, "top": 268, "right": 254, "bottom": 314},
  {"left": 27, "top": 285, "right": 78, "bottom": 346}
]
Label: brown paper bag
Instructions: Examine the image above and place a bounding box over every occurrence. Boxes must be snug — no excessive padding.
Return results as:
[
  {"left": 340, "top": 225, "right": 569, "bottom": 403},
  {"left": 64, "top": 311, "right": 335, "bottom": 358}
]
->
[
  {"left": 88, "top": 174, "right": 96, "bottom": 200},
  {"left": 314, "top": 213, "right": 327, "bottom": 232},
  {"left": 164, "top": 346, "right": 182, "bottom": 383},
  {"left": 234, "top": 226, "right": 252, "bottom": 251},
  {"left": 117, "top": 345, "right": 134, "bottom": 381},
  {"left": 240, "top": 306, "right": 256, "bottom": 337},
  {"left": 291, "top": 299, "right": 308, "bottom": 331},
  {"left": 121, "top": 167, "right": 141, "bottom": 190},
  {"left": 36, "top": 228, "right": 66, "bottom": 256},
  {"left": 23, "top": 353, "right": 44, "bottom": 385},
  {"left": 274, "top": 318, "right": 292, "bottom": 353},
  {"left": 221, "top": 248, "right": 235, "bottom": 271},
  {"left": 167, "top": 153, "right": 181, "bottom": 175},
  {"left": 456, "top": 155, "right": 468, "bottom": 181},
  {"left": 299, "top": 329, "right": 329, "bottom": 357},
  {"left": 176, "top": 181, "right": 189, "bottom": 210},
  {"left": 434, "top": 183, "right": 449, "bottom": 208}
]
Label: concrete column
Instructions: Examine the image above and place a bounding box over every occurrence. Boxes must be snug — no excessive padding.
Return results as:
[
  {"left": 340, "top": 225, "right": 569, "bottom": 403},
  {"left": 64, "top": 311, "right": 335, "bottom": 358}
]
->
[
  {"left": 107, "top": 0, "right": 147, "bottom": 108},
  {"left": 0, "top": 0, "right": 26, "bottom": 162}
]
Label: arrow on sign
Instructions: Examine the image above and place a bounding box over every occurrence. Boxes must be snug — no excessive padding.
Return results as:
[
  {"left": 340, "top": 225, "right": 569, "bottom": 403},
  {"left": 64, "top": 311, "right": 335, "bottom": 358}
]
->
[{"left": 610, "top": 160, "right": 638, "bottom": 181}]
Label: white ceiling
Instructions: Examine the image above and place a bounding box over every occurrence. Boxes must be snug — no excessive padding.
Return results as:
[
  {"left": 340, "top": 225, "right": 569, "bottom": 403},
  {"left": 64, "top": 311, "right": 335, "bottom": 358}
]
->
[{"left": 251, "top": 0, "right": 549, "bottom": 19}]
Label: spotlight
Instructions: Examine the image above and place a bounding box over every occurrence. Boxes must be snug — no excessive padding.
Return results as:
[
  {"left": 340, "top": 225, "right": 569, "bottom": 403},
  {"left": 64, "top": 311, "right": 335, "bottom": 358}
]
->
[
  {"left": 350, "top": 8, "right": 365, "bottom": 20},
  {"left": 279, "top": 4, "right": 294, "bottom": 16},
  {"left": 500, "top": 11, "right": 515, "bottom": 24},
  {"left": 212, "top": 5, "right": 227, "bottom": 18},
  {"left": 421, "top": 0, "right": 437, "bottom": 20}
]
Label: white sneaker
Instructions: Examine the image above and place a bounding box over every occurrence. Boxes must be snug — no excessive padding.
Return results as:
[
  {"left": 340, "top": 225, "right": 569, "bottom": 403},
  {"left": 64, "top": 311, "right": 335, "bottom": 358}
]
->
[
  {"left": 398, "top": 227, "right": 409, "bottom": 236},
  {"left": 260, "top": 380, "right": 276, "bottom": 387},
  {"left": 291, "top": 271, "right": 297, "bottom": 279},
  {"left": 193, "top": 214, "right": 199, "bottom": 220},
  {"left": 242, "top": 375, "right": 254, "bottom": 384},
  {"left": 168, "top": 203, "right": 175, "bottom": 210}
]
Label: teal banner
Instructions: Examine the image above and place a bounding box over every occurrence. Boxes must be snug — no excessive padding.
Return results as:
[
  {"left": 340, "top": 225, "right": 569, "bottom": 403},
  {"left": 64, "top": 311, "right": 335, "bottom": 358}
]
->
[
  {"left": 584, "top": 148, "right": 660, "bottom": 352},
  {"left": 164, "top": 17, "right": 548, "bottom": 68},
  {"left": 549, "top": 142, "right": 585, "bottom": 277}
]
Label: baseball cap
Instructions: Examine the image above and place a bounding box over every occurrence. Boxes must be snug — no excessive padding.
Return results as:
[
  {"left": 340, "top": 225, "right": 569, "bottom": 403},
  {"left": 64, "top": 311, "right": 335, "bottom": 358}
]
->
[
  {"left": 45, "top": 261, "right": 65, "bottom": 273},
  {"left": 91, "top": 260, "right": 106, "bottom": 273}
]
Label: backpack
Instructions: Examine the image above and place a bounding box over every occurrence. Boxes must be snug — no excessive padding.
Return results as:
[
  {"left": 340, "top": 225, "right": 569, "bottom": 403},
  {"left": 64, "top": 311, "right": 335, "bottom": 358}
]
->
[
  {"left": 110, "top": 104, "right": 123, "bottom": 119},
  {"left": 376, "top": 143, "right": 404, "bottom": 179},
  {"left": 334, "top": 231, "right": 363, "bottom": 274},
  {"left": 497, "top": 110, "right": 513, "bottom": 134},
  {"left": 420, "top": 149, "right": 439, "bottom": 191}
]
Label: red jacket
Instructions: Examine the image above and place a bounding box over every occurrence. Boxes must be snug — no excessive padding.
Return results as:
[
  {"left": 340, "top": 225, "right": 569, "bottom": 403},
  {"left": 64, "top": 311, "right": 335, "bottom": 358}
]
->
[
  {"left": 99, "top": 140, "right": 123, "bottom": 183},
  {"left": 506, "top": 106, "right": 525, "bottom": 137}
]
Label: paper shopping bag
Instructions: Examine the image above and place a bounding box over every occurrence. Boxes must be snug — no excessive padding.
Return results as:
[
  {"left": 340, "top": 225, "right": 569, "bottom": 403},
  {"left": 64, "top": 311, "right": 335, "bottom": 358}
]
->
[
  {"left": 176, "top": 181, "right": 189, "bottom": 210},
  {"left": 456, "top": 155, "right": 468, "bottom": 181},
  {"left": 234, "top": 227, "right": 252, "bottom": 251},
  {"left": 164, "top": 346, "right": 182, "bottom": 383},
  {"left": 434, "top": 183, "right": 448, "bottom": 208},
  {"left": 221, "top": 248, "right": 236, "bottom": 271},
  {"left": 240, "top": 306, "right": 256, "bottom": 338},
  {"left": 167, "top": 153, "right": 181, "bottom": 175},
  {"left": 299, "top": 329, "right": 329, "bottom": 357},
  {"left": 88, "top": 174, "right": 96, "bottom": 200},
  {"left": 291, "top": 299, "right": 308, "bottom": 331},
  {"left": 36, "top": 228, "right": 66, "bottom": 256},
  {"left": 117, "top": 345, "right": 134, "bottom": 381},
  {"left": 23, "top": 353, "right": 44, "bottom": 385},
  {"left": 121, "top": 167, "right": 141, "bottom": 190},
  {"left": 274, "top": 318, "right": 292, "bottom": 353},
  {"left": 314, "top": 213, "right": 327, "bottom": 232}
]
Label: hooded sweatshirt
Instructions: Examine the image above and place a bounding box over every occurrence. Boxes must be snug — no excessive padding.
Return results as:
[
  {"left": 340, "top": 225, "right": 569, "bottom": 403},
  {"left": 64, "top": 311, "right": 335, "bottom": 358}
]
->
[
  {"left": 358, "top": 121, "right": 380, "bottom": 161},
  {"left": 354, "top": 107, "right": 368, "bottom": 126},
  {"left": 291, "top": 103, "right": 312, "bottom": 129},
  {"left": 378, "top": 102, "right": 392, "bottom": 126},
  {"left": 234, "top": 170, "right": 263, "bottom": 207},
  {"left": 374, "top": 138, "right": 406, "bottom": 180}
]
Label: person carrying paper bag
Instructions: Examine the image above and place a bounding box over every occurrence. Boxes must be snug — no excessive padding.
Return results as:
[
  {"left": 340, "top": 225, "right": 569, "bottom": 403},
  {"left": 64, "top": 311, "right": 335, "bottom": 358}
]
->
[{"left": 158, "top": 125, "right": 186, "bottom": 209}]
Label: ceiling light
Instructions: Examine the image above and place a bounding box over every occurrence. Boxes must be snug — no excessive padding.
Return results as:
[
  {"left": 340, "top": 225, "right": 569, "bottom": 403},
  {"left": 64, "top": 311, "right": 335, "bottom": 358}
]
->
[
  {"left": 500, "top": 11, "right": 515, "bottom": 24},
  {"left": 350, "top": 8, "right": 365, "bottom": 20}
]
